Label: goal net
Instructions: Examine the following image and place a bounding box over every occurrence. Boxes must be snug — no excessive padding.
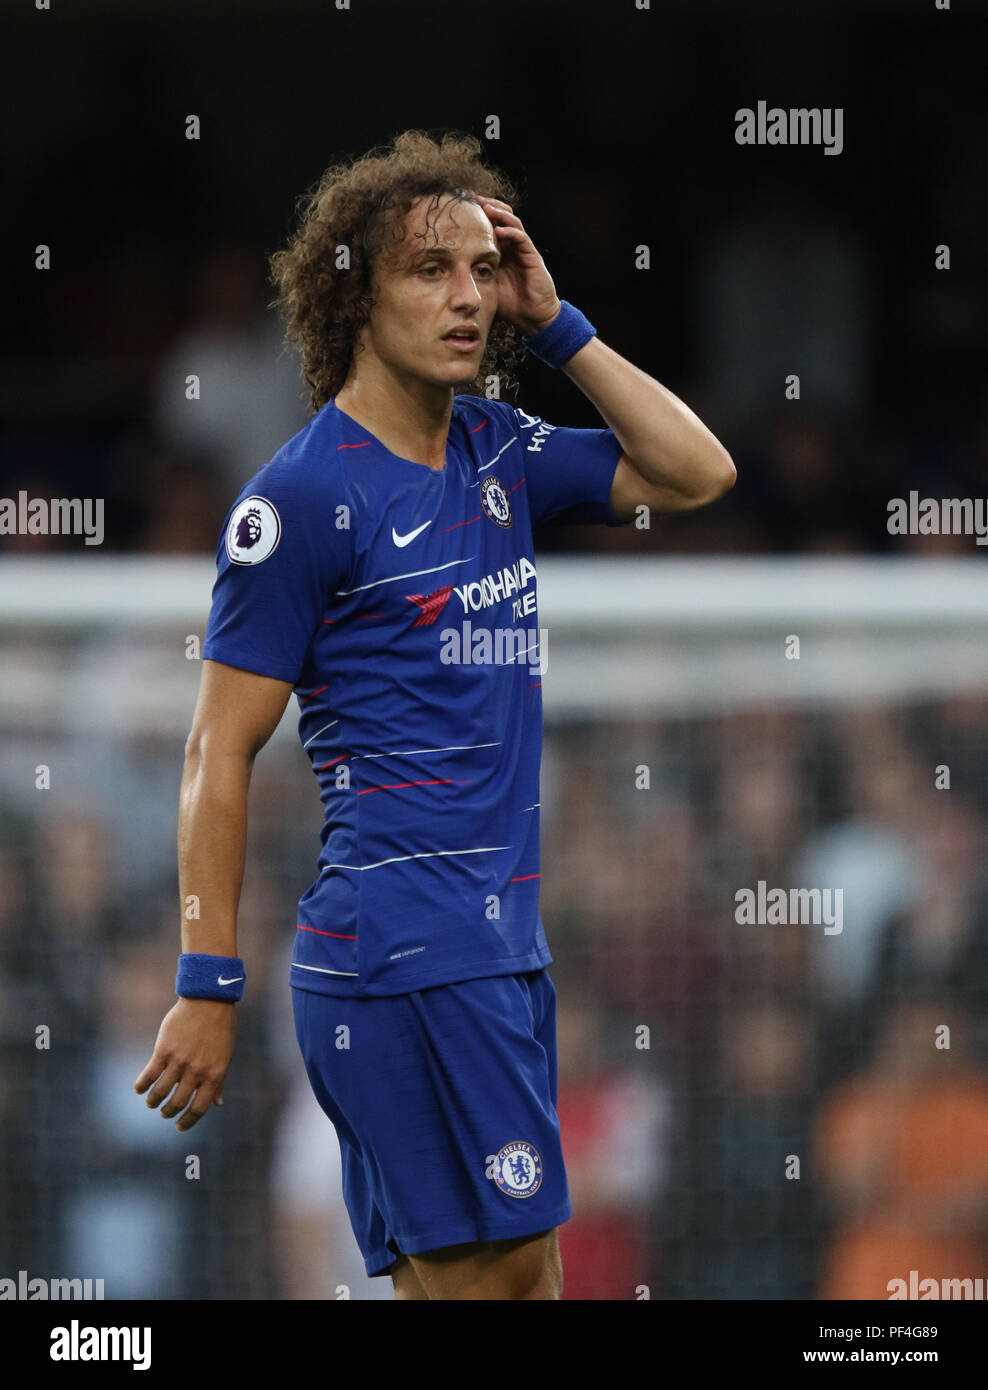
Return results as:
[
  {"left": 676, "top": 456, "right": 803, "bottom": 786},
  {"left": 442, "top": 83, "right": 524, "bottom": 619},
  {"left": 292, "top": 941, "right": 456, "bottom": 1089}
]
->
[{"left": 2, "top": 555, "right": 986, "bottom": 1300}]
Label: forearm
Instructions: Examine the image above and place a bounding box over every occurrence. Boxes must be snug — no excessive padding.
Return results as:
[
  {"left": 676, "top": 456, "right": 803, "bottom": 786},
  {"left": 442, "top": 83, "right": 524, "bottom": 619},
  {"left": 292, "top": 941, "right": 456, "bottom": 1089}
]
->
[
  {"left": 177, "top": 741, "right": 252, "bottom": 957},
  {"left": 562, "top": 334, "right": 735, "bottom": 506},
  {"left": 136, "top": 669, "right": 286, "bottom": 1128}
]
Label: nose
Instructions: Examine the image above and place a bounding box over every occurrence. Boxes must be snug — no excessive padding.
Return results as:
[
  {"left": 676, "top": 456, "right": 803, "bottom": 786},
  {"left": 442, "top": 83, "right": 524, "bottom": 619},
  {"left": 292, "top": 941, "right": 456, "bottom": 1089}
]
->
[{"left": 450, "top": 261, "right": 483, "bottom": 310}]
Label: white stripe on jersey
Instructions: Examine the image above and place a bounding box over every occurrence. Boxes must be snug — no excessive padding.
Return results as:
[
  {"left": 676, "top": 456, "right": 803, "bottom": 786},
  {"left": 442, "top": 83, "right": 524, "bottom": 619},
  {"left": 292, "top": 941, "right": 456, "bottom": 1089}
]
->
[
  {"left": 292, "top": 962, "right": 359, "bottom": 977},
  {"left": 303, "top": 719, "right": 339, "bottom": 748},
  {"left": 476, "top": 435, "right": 518, "bottom": 474},
  {"left": 352, "top": 742, "right": 501, "bottom": 761},
  {"left": 502, "top": 640, "right": 540, "bottom": 665},
  {"left": 319, "top": 845, "right": 510, "bottom": 875},
  {"left": 336, "top": 557, "right": 473, "bottom": 597}
]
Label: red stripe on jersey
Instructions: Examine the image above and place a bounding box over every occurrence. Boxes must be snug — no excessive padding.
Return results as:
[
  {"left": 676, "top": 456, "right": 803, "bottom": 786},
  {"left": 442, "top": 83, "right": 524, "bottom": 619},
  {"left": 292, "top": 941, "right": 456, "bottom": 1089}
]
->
[
  {"left": 316, "top": 753, "right": 349, "bottom": 770},
  {"left": 357, "top": 778, "right": 473, "bottom": 797}
]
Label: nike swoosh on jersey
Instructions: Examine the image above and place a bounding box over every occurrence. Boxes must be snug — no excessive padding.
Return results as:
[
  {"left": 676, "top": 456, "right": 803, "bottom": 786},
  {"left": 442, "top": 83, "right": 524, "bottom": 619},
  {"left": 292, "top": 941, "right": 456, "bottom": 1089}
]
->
[{"left": 392, "top": 521, "right": 432, "bottom": 548}]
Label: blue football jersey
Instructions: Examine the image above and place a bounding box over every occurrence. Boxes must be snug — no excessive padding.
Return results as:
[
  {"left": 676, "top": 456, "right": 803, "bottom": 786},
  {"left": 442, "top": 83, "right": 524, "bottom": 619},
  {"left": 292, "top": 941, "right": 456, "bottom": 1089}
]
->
[{"left": 202, "top": 394, "right": 625, "bottom": 996}]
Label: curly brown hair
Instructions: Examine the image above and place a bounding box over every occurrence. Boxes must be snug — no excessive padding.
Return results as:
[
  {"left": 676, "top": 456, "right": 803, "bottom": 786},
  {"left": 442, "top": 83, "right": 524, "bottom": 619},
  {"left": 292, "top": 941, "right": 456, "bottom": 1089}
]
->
[{"left": 269, "top": 130, "right": 525, "bottom": 413}]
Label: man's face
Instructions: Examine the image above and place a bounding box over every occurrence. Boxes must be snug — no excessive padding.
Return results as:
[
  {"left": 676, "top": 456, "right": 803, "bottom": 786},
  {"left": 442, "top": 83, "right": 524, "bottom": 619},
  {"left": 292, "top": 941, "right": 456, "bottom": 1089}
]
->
[{"left": 363, "top": 193, "right": 501, "bottom": 388}]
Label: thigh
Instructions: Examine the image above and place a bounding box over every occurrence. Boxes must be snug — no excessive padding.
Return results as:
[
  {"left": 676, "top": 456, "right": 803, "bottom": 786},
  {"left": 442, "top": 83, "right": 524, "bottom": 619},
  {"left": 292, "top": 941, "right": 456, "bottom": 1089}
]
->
[
  {"left": 408, "top": 1227, "right": 562, "bottom": 1301},
  {"left": 390, "top": 1253, "right": 429, "bottom": 1301}
]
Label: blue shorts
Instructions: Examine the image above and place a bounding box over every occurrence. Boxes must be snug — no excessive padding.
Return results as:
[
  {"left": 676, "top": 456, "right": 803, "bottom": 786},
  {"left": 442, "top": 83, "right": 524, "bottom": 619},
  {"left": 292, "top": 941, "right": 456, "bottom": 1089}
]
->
[{"left": 291, "top": 968, "right": 572, "bottom": 1277}]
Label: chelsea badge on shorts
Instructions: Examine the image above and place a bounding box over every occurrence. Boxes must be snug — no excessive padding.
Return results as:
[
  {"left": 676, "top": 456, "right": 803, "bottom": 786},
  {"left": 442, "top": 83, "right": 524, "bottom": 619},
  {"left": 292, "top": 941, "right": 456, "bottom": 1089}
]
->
[
  {"left": 226, "top": 496, "right": 281, "bottom": 565},
  {"left": 493, "top": 1140, "right": 543, "bottom": 1198},
  {"left": 480, "top": 475, "right": 512, "bottom": 528}
]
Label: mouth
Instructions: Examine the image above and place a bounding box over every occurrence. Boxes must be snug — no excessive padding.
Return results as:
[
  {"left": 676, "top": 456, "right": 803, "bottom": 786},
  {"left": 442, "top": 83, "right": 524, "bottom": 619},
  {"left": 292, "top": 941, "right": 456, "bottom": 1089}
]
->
[{"left": 441, "top": 326, "right": 481, "bottom": 351}]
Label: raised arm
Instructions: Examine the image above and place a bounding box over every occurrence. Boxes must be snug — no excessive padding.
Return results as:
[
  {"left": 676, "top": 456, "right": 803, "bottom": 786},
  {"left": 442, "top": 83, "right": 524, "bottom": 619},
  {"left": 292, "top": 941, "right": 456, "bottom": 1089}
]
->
[
  {"left": 134, "top": 659, "right": 294, "bottom": 1131},
  {"left": 562, "top": 336, "right": 737, "bottom": 518},
  {"left": 478, "top": 194, "right": 736, "bottom": 519}
]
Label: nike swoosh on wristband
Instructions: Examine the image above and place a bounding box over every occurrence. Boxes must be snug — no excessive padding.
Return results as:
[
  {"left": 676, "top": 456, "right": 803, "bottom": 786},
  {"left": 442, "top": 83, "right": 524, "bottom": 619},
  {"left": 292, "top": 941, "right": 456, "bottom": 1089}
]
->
[
  {"left": 392, "top": 521, "right": 432, "bottom": 548},
  {"left": 217, "top": 976, "right": 244, "bottom": 986}
]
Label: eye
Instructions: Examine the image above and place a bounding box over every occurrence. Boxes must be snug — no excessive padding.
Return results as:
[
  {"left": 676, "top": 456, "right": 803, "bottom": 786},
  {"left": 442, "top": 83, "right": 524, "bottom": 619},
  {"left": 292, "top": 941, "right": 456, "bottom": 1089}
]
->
[
  {"left": 419, "top": 264, "right": 442, "bottom": 277},
  {"left": 475, "top": 264, "right": 496, "bottom": 279}
]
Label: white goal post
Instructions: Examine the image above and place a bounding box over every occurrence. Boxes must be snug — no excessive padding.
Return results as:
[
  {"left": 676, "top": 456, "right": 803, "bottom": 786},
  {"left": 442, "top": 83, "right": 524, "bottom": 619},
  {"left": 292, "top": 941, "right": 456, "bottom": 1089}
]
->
[{"left": 2, "top": 556, "right": 987, "bottom": 733}]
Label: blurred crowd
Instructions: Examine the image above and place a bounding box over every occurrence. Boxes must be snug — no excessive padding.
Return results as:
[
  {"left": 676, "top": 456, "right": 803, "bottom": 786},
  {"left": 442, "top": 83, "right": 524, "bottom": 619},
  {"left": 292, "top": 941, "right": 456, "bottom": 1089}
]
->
[
  {"left": 2, "top": 17, "right": 986, "bottom": 563},
  {"left": 1, "top": 695, "right": 985, "bottom": 1299},
  {"left": 3, "top": 211, "right": 986, "bottom": 564},
  {"left": 2, "top": 1, "right": 986, "bottom": 1303}
]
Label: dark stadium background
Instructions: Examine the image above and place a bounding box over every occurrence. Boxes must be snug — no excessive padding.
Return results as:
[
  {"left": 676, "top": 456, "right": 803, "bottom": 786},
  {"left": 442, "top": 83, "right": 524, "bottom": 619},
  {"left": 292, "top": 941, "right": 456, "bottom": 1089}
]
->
[{"left": 1, "top": 0, "right": 986, "bottom": 1301}]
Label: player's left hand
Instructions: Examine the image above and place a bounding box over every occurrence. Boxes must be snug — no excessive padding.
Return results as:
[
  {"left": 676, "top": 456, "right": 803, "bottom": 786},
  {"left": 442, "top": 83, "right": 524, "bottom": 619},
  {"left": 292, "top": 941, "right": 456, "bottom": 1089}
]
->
[{"left": 477, "top": 198, "right": 562, "bottom": 337}]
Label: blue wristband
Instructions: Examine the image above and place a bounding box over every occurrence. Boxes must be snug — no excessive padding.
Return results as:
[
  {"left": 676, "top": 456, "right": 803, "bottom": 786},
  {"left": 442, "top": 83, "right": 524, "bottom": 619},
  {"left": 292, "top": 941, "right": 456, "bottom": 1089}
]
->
[
  {"left": 521, "top": 300, "right": 596, "bottom": 368},
  {"left": 176, "top": 953, "right": 246, "bottom": 1003}
]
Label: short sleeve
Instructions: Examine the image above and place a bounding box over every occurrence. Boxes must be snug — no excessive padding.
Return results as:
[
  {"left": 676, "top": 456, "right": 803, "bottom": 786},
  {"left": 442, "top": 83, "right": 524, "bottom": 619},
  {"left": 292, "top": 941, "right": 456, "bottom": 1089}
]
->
[
  {"left": 202, "top": 456, "right": 351, "bottom": 684},
  {"left": 507, "top": 405, "right": 628, "bottom": 527}
]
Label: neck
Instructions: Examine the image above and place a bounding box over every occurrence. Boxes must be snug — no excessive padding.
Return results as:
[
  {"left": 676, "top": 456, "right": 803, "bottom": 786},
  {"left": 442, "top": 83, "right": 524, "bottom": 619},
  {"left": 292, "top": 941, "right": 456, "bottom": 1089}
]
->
[{"left": 335, "top": 361, "right": 454, "bottom": 471}]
